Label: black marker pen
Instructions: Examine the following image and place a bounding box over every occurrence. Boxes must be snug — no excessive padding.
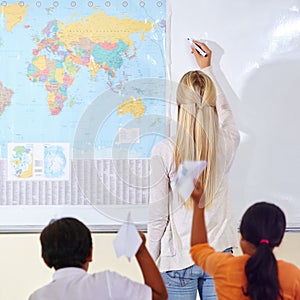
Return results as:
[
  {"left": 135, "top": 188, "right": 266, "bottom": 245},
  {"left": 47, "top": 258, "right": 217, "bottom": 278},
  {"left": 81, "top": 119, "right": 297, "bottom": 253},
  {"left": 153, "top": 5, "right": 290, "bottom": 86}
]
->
[{"left": 187, "top": 38, "right": 207, "bottom": 57}]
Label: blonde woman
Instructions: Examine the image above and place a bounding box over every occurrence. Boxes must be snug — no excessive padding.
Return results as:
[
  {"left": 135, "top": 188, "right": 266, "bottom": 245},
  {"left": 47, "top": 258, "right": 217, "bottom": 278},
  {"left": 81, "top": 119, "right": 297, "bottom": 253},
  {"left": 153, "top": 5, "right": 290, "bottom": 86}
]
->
[{"left": 147, "top": 42, "right": 240, "bottom": 300}]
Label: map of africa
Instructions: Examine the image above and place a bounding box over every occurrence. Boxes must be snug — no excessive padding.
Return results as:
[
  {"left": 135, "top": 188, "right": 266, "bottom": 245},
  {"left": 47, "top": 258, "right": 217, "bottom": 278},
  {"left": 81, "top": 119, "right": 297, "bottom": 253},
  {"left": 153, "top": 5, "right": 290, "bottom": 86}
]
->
[{"left": 0, "top": 1, "right": 166, "bottom": 163}]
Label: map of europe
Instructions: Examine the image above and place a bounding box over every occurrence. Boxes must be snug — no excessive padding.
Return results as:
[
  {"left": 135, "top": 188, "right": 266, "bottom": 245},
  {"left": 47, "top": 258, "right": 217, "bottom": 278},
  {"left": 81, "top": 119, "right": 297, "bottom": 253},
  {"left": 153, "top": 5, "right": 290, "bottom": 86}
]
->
[{"left": 0, "top": 1, "right": 166, "bottom": 164}]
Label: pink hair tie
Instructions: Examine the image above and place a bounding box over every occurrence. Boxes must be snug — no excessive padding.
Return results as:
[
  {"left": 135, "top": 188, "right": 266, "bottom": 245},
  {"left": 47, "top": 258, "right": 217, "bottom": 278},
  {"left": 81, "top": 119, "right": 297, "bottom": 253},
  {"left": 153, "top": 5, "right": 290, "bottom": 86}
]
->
[{"left": 259, "top": 239, "right": 270, "bottom": 245}]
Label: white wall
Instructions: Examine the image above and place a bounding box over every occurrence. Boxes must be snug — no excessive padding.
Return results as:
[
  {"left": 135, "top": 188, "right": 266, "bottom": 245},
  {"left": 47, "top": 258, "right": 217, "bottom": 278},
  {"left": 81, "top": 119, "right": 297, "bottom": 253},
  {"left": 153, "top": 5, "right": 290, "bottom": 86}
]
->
[{"left": 0, "top": 232, "right": 299, "bottom": 300}]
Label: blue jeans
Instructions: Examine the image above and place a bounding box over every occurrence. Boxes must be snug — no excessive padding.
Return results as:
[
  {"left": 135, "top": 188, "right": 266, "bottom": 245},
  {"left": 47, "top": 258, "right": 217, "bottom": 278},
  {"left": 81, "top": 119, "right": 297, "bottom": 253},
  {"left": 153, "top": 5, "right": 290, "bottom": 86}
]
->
[{"left": 161, "top": 248, "right": 232, "bottom": 300}]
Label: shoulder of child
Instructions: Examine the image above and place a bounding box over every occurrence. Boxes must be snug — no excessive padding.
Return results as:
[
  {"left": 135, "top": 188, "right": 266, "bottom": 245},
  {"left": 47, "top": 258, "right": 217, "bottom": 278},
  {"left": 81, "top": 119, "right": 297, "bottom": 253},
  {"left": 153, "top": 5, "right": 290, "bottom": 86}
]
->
[{"left": 277, "top": 260, "right": 300, "bottom": 278}]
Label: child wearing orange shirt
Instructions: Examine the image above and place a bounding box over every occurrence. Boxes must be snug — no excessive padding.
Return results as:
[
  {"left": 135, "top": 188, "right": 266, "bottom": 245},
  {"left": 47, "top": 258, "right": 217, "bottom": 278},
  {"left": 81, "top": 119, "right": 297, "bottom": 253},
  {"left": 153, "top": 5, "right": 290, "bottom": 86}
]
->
[{"left": 190, "top": 181, "right": 300, "bottom": 300}]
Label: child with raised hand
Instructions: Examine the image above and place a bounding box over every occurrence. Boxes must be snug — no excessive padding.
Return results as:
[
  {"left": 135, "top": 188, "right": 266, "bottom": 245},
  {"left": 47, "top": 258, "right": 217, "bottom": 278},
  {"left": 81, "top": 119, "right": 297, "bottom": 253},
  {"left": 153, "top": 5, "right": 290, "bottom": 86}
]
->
[
  {"left": 190, "top": 180, "right": 300, "bottom": 300},
  {"left": 29, "top": 217, "right": 167, "bottom": 300}
]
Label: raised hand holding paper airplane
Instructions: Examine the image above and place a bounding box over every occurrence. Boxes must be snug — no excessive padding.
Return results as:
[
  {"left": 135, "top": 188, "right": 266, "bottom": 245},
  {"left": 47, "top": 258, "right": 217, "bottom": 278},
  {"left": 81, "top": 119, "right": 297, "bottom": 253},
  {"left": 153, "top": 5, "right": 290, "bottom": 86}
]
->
[
  {"left": 113, "top": 212, "right": 142, "bottom": 261},
  {"left": 173, "top": 160, "right": 207, "bottom": 202}
]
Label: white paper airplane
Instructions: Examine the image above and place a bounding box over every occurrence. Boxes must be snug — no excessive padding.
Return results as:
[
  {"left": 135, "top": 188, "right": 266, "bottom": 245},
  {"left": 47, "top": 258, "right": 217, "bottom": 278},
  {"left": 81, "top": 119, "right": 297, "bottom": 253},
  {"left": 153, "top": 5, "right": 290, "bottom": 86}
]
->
[
  {"left": 113, "top": 212, "right": 142, "bottom": 261},
  {"left": 173, "top": 160, "right": 207, "bottom": 202}
]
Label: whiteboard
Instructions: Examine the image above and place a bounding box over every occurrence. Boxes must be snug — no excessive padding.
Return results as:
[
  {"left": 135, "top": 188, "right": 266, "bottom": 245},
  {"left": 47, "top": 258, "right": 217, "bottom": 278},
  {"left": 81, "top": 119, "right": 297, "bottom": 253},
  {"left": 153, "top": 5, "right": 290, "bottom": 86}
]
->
[{"left": 169, "top": 0, "right": 300, "bottom": 228}]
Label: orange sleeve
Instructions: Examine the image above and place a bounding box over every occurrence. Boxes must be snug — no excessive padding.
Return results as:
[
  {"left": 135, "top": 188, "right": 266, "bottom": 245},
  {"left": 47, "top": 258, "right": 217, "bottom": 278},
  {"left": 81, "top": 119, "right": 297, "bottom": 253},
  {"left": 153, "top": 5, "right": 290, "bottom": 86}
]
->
[{"left": 190, "top": 243, "right": 234, "bottom": 276}]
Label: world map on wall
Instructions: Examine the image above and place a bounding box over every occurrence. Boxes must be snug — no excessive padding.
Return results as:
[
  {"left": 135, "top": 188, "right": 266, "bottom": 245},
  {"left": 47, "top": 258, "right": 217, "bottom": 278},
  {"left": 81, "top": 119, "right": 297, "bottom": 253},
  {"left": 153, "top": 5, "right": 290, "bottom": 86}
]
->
[{"left": 0, "top": 1, "right": 166, "bottom": 162}]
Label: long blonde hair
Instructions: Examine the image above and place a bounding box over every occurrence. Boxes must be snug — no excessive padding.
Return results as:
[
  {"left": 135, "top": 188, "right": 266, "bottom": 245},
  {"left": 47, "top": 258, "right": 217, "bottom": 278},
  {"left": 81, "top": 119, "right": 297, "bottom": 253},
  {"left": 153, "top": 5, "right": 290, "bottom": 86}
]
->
[{"left": 174, "top": 70, "right": 218, "bottom": 207}]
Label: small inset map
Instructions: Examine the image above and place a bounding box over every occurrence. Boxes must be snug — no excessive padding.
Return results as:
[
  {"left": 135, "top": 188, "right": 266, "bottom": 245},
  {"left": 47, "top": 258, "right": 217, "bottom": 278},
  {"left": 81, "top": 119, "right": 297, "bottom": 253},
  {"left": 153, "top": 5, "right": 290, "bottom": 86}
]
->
[
  {"left": 9, "top": 144, "right": 33, "bottom": 179},
  {"left": 8, "top": 143, "right": 70, "bottom": 180},
  {"left": 44, "top": 145, "right": 68, "bottom": 179}
]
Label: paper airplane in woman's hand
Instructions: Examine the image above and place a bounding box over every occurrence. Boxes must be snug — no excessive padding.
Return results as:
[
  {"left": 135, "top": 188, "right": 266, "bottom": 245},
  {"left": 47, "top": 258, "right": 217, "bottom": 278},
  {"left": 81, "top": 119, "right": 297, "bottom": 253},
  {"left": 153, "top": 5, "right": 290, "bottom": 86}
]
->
[
  {"left": 113, "top": 212, "right": 142, "bottom": 261},
  {"left": 173, "top": 160, "right": 207, "bottom": 202}
]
